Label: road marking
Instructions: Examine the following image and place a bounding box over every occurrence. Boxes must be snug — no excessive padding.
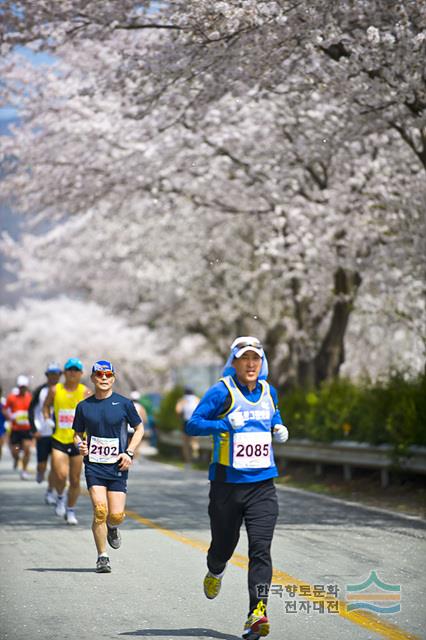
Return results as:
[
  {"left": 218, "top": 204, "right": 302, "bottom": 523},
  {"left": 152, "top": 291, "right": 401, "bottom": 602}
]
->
[{"left": 125, "top": 509, "right": 421, "bottom": 640}]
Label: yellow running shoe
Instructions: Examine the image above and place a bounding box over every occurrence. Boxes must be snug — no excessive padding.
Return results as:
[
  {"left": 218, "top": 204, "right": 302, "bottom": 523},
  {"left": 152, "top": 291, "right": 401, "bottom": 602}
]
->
[
  {"left": 203, "top": 571, "right": 222, "bottom": 599},
  {"left": 242, "top": 600, "right": 270, "bottom": 639}
]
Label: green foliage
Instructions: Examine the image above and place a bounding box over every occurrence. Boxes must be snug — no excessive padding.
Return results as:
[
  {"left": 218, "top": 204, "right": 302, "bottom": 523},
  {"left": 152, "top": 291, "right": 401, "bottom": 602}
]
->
[
  {"left": 280, "top": 374, "right": 426, "bottom": 448},
  {"left": 158, "top": 376, "right": 425, "bottom": 447},
  {"left": 139, "top": 395, "right": 154, "bottom": 415},
  {"left": 155, "top": 386, "right": 185, "bottom": 432}
]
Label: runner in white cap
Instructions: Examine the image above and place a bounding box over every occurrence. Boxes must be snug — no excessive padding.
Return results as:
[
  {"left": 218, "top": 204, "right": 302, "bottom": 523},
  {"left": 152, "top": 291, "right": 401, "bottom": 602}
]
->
[
  {"left": 175, "top": 387, "right": 200, "bottom": 467},
  {"left": 186, "top": 337, "right": 289, "bottom": 640},
  {"left": 3, "top": 375, "right": 33, "bottom": 479},
  {"left": 28, "top": 362, "right": 62, "bottom": 504}
]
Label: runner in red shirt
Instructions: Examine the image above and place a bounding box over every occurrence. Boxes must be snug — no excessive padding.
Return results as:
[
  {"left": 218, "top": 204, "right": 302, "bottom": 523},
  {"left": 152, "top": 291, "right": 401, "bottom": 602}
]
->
[{"left": 3, "top": 375, "right": 33, "bottom": 479}]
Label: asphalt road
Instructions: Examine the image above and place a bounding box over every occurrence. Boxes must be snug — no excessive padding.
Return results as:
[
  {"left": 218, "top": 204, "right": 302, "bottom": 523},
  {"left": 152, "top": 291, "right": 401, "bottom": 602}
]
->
[{"left": 1, "top": 450, "right": 425, "bottom": 640}]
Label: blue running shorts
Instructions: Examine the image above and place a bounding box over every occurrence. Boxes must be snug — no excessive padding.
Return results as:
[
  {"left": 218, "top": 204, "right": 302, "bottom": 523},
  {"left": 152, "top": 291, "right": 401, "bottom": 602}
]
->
[{"left": 85, "top": 466, "right": 128, "bottom": 493}]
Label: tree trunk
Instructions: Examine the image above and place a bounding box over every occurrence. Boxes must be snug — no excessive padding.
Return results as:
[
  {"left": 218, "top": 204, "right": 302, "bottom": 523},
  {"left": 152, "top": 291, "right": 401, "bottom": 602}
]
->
[
  {"left": 313, "top": 268, "right": 362, "bottom": 386},
  {"left": 297, "top": 358, "right": 316, "bottom": 389}
]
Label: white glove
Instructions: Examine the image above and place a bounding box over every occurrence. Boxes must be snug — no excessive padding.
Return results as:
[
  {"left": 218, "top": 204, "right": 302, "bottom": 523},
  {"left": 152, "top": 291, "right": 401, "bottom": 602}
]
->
[
  {"left": 228, "top": 412, "right": 246, "bottom": 428},
  {"left": 44, "top": 417, "right": 56, "bottom": 430},
  {"left": 273, "top": 424, "right": 289, "bottom": 443}
]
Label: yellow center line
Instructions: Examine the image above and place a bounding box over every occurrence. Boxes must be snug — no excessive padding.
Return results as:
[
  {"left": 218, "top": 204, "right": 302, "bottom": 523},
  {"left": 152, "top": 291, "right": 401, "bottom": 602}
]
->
[{"left": 125, "top": 509, "right": 420, "bottom": 640}]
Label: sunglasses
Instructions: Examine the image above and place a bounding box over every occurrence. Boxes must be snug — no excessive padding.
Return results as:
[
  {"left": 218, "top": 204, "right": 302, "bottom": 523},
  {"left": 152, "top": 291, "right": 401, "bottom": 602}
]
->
[
  {"left": 94, "top": 370, "right": 114, "bottom": 379},
  {"left": 234, "top": 339, "right": 263, "bottom": 350},
  {"left": 66, "top": 367, "right": 82, "bottom": 372}
]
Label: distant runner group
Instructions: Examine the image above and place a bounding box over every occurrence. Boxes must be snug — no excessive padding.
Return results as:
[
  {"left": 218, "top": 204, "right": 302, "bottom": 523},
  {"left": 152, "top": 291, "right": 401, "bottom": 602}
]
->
[
  {"left": 1, "top": 357, "right": 144, "bottom": 570},
  {"left": 1, "top": 336, "right": 289, "bottom": 640}
]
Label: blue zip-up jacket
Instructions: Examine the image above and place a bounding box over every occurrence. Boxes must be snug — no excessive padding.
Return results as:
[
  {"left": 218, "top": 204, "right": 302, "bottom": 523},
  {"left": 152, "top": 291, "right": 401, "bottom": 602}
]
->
[{"left": 186, "top": 375, "right": 283, "bottom": 483}]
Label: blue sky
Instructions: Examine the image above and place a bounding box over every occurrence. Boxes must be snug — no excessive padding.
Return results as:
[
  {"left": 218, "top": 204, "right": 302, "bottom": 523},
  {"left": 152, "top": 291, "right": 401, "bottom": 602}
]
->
[{"left": 0, "top": 46, "right": 55, "bottom": 124}]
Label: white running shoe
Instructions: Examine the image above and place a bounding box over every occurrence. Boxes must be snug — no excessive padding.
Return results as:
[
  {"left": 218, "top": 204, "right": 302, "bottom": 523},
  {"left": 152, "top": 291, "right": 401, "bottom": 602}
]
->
[
  {"left": 20, "top": 470, "right": 31, "bottom": 480},
  {"left": 55, "top": 499, "right": 66, "bottom": 517},
  {"left": 65, "top": 510, "right": 78, "bottom": 525},
  {"left": 45, "top": 491, "right": 56, "bottom": 506}
]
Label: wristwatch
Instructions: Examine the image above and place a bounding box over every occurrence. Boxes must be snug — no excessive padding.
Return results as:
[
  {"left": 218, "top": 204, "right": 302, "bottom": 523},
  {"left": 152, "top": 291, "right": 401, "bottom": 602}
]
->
[{"left": 125, "top": 449, "right": 134, "bottom": 460}]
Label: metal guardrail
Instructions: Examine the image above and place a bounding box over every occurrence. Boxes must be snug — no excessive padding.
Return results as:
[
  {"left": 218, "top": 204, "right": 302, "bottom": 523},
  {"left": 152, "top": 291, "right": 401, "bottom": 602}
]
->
[{"left": 158, "top": 430, "right": 426, "bottom": 488}]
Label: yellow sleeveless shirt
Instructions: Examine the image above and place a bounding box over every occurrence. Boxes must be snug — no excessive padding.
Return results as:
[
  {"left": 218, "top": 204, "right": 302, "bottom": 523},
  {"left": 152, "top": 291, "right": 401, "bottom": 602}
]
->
[{"left": 52, "top": 383, "right": 86, "bottom": 445}]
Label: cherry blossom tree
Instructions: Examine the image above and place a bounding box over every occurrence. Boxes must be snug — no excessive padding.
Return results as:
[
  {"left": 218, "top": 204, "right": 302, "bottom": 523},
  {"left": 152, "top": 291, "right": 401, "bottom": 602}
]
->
[
  {"left": 0, "top": 1, "right": 424, "bottom": 388},
  {"left": 1, "top": 1, "right": 424, "bottom": 158},
  {"left": 0, "top": 296, "right": 213, "bottom": 393}
]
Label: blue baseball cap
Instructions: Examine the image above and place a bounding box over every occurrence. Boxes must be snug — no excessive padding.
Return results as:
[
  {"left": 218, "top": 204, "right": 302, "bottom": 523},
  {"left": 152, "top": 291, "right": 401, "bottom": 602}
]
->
[
  {"left": 45, "top": 362, "right": 62, "bottom": 374},
  {"left": 92, "top": 360, "right": 115, "bottom": 374},
  {"left": 64, "top": 357, "right": 83, "bottom": 371}
]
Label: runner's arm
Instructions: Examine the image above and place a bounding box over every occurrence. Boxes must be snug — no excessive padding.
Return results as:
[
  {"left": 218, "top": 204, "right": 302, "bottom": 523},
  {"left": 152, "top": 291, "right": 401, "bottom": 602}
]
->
[
  {"left": 42, "top": 386, "right": 55, "bottom": 420},
  {"left": 136, "top": 403, "right": 147, "bottom": 424},
  {"left": 185, "top": 383, "right": 230, "bottom": 436},
  {"left": 28, "top": 385, "right": 43, "bottom": 433},
  {"left": 126, "top": 422, "right": 144, "bottom": 455},
  {"left": 118, "top": 401, "right": 144, "bottom": 470},
  {"left": 72, "top": 403, "right": 87, "bottom": 455},
  {"left": 2, "top": 398, "right": 11, "bottom": 419},
  {"left": 28, "top": 398, "right": 36, "bottom": 431},
  {"left": 125, "top": 400, "right": 144, "bottom": 454}
]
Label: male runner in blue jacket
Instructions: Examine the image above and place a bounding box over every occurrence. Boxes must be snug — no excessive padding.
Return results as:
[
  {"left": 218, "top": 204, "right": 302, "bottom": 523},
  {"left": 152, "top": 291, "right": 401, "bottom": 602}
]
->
[{"left": 186, "top": 337, "right": 289, "bottom": 640}]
